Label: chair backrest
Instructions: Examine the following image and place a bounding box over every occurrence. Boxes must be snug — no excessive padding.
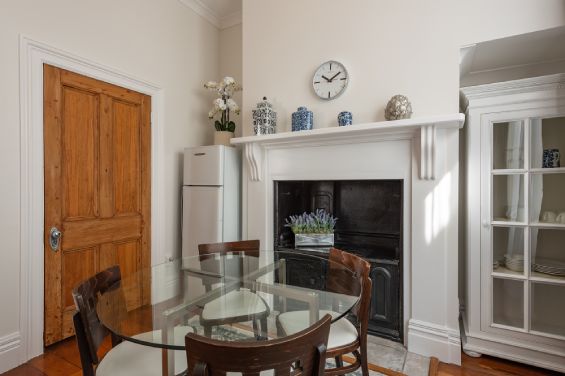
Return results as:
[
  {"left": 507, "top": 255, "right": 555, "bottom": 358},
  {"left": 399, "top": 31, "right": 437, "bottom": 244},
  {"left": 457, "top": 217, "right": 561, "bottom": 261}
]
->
[
  {"left": 185, "top": 313, "right": 332, "bottom": 376},
  {"left": 198, "top": 239, "right": 260, "bottom": 257},
  {"left": 326, "top": 248, "right": 372, "bottom": 330},
  {"left": 198, "top": 240, "right": 260, "bottom": 291},
  {"left": 72, "top": 265, "right": 121, "bottom": 369}
]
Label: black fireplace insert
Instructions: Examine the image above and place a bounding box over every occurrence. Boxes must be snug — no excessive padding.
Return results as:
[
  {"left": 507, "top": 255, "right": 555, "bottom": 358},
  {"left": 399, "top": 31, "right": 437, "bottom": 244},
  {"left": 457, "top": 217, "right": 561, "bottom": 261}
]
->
[{"left": 274, "top": 180, "right": 403, "bottom": 342}]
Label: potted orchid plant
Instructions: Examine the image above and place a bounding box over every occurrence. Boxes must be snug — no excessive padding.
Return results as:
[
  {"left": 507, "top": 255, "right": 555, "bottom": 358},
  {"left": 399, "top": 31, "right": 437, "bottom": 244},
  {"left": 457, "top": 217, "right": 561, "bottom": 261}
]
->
[
  {"left": 204, "top": 76, "right": 242, "bottom": 146},
  {"left": 285, "top": 209, "right": 338, "bottom": 247}
]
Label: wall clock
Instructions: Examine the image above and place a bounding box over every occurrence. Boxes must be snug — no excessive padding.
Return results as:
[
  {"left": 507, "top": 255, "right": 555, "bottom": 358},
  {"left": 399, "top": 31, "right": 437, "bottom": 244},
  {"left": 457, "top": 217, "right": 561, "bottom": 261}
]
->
[{"left": 312, "top": 60, "right": 349, "bottom": 100}]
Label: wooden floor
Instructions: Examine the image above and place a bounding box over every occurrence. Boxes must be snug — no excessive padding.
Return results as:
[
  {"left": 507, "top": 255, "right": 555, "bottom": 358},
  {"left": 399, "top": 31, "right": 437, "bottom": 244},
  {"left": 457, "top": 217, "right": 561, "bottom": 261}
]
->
[
  {"left": 1, "top": 337, "right": 111, "bottom": 376},
  {"left": 434, "top": 353, "right": 562, "bottom": 376},
  {"left": 2, "top": 337, "right": 562, "bottom": 375}
]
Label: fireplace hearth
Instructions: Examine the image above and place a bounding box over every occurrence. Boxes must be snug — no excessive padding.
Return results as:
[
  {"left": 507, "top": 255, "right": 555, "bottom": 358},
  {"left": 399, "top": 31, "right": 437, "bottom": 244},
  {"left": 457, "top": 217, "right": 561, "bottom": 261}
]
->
[{"left": 274, "top": 180, "right": 403, "bottom": 342}]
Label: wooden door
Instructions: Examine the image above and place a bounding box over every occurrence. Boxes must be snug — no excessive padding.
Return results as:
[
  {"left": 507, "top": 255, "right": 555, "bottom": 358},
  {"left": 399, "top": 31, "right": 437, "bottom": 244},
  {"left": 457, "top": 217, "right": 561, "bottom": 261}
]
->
[{"left": 43, "top": 65, "right": 151, "bottom": 345}]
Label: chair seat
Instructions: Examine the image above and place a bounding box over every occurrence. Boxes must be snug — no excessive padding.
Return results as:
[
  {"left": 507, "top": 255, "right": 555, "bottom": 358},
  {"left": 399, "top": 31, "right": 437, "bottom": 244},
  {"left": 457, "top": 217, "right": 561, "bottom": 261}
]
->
[
  {"left": 96, "top": 326, "right": 193, "bottom": 375},
  {"left": 201, "top": 289, "right": 269, "bottom": 322},
  {"left": 277, "top": 310, "right": 358, "bottom": 349}
]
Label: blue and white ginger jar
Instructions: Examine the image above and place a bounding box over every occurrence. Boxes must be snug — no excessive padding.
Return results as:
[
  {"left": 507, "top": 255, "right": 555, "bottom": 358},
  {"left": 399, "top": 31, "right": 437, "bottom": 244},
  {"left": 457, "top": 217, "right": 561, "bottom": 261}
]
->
[
  {"left": 292, "top": 106, "right": 313, "bottom": 131},
  {"left": 252, "top": 97, "right": 277, "bottom": 135}
]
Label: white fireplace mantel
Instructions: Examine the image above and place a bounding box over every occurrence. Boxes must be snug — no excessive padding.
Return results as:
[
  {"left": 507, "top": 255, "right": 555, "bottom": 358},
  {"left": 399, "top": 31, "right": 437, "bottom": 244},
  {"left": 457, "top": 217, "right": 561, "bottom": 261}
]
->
[
  {"left": 236, "top": 112, "right": 464, "bottom": 364},
  {"left": 231, "top": 114, "right": 465, "bottom": 181}
]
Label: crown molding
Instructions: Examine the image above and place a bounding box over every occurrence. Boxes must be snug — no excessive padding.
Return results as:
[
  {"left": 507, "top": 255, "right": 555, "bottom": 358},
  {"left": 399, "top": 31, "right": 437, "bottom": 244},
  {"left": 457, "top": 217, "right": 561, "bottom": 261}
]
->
[
  {"left": 220, "top": 10, "right": 242, "bottom": 29},
  {"left": 178, "top": 0, "right": 241, "bottom": 29},
  {"left": 460, "top": 73, "right": 565, "bottom": 100}
]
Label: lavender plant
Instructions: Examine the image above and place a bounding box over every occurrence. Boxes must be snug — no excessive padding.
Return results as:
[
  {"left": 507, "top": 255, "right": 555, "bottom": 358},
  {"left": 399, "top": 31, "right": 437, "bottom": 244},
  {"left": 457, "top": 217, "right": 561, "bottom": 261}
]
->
[{"left": 284, "top": 209, "right": 338, "bottom": 234}]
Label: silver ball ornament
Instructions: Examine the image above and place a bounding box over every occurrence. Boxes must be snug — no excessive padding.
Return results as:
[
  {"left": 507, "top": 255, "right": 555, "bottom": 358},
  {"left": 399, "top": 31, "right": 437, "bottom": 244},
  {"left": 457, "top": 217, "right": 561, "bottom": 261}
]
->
[{"left": 385, "top": 95, "right": 413, "bottom": 120}]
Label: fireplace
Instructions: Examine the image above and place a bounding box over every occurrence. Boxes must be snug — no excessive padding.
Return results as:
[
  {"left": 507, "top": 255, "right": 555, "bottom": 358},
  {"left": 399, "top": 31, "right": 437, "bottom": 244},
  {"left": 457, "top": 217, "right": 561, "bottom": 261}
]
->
[
  {"left": 274, "top": 180, "right": 403, "bottom": 342},
  {"left": 232, "top": 114, "right": 464, "bottom": 363}
]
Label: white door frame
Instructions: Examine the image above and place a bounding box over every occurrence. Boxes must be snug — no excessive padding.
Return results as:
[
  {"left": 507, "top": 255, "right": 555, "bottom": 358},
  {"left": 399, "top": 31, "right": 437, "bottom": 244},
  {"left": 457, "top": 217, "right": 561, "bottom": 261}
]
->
[{"left": 18, "top": 36, "right": 165, "bottom": 362}]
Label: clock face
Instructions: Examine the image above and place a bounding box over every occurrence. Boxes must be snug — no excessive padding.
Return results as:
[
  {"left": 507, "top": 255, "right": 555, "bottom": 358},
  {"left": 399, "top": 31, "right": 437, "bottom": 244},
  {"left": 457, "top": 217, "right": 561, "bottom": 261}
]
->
[{"left": 312, "top": 60, "right": 349, "bottom": 100}]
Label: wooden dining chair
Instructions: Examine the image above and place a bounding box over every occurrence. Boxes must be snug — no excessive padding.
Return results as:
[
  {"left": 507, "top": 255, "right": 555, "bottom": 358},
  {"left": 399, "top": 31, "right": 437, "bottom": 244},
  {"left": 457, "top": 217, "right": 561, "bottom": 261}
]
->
[
  {"left": 276, "top": 248, "right": 372, "bottom": 376},
  {"left": 197, "top": 240, "right": 270, "bottom": 339},
  {"left": 185, "top": 313, "right": 332, "bottom": 376},
  {"left": 72, "top": 265, "right": 191, "bottom": 376}
]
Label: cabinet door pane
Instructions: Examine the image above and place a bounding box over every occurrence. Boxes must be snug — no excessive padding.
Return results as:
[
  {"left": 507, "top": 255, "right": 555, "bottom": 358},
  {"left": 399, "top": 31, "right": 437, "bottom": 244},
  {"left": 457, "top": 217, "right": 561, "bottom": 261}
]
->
[
  {"left": 531, "top": 282, "right": 565, "bottom": 337},
  {"left": 530, "top": 117, "right": 565, "bottom": 169},
  {"left": 493, "top": 278, "right": 523, "bottom": 328},
  {"left": 531, "top": 174, "right": 565, "bottom": 223},
  {"left": 493, "top": 227, "right": 524, "bottom": 276},
  {"left": 493, "top": 121, "right": 524, "bottom": 170},
  {"left": 493, "top": 175, "right": 525, "bottom": 222},
  {"left": 531, "top": 228, "right": 565, "bottom": 281}
]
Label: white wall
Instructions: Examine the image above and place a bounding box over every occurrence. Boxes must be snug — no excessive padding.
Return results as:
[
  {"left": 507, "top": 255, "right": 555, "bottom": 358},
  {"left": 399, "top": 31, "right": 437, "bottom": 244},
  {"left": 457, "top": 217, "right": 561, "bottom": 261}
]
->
[
  {"left": 0, "top": 0, "right": 219, "bottom": 371},
  {"left": 242, "top": 0, "right": 565, "bottom": 134},
  {"left": 219, "top": 24, "right": 243, "bottom": 136}
]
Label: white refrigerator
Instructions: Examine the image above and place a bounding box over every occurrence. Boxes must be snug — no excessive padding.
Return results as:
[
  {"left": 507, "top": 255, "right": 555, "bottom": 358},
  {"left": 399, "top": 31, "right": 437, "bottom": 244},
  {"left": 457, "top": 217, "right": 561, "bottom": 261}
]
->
[{"left": 182, "top": 145, "right": 241, "bottom": 258}]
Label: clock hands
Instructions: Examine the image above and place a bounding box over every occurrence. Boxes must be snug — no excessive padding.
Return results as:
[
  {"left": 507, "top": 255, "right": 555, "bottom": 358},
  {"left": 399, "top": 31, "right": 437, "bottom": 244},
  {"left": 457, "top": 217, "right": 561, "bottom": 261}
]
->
[
  {"left": 321, "top": 75, "right": 331, "bottom": 82},
  {"left": 329, "top": 71, "right": 341, "bottom": 82}
]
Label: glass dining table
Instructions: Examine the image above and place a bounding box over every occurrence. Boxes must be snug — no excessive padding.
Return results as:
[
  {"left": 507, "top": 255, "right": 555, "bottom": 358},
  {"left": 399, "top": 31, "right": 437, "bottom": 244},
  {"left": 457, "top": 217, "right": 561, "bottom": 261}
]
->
[{"left": 96, "top": 250, "right": 362, "bottom": 376}]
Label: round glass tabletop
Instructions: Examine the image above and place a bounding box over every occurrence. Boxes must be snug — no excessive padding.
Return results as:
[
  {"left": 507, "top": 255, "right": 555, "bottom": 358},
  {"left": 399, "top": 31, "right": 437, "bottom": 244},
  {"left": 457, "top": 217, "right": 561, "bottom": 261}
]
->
[{"left": 96, "top": 250, "right": 361, "bottom": 350}]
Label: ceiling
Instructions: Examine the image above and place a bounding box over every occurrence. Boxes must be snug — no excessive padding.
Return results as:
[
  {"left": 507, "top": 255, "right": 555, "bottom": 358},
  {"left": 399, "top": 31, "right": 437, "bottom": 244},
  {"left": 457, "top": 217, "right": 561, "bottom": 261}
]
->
[
  {"left": 460, "top": 26, "right": 565, "bottom": 79},
  {"left": 180, "top": 0, "right": 242, "bottom": 29}
]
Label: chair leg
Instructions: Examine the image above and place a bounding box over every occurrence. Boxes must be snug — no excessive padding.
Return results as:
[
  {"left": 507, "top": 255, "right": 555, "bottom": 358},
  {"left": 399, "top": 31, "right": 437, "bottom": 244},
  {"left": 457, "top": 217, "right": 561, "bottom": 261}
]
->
[
  {"left": 260, "top": 317, "right": 269, "bottom": 340},
  {"left": 334, "top": 355, "right": 343, "bottom": 368},
  {"left": 360, "top": 346, "right": 369, "bottom": 376},
  {"left": 252, "top": 319, "right": 260, "bottom": 338},
  {"left": 204, "top": 325, "right": 212, "bottom": 338}
]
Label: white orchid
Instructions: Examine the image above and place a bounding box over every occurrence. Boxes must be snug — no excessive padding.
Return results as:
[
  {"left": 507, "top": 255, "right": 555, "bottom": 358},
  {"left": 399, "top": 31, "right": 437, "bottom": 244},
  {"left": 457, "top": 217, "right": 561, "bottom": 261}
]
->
[
  {"left": 226, "top": 98, "right": 240, "bottom": 114},
  {"left": 208, "top": 108, "right": 219, "bottom": 119},
  {"left": 204, "top": 76, "right": 242, "bottom": 132},
  {"left": 204, "top": 81, "right": 218, "bottom": 89},
  {"left": 214, "top": 98, "right": 227, "bottom": 110}
]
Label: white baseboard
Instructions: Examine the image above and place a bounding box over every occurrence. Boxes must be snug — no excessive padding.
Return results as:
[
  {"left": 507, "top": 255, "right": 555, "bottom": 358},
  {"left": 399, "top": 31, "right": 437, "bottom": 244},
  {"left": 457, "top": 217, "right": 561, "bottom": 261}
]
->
[
  {"left": 0, "top": 332, "right": 24, "bottom": 373},
  {"left": 407, "top": 319, "right": 461, "bottom": 365}
]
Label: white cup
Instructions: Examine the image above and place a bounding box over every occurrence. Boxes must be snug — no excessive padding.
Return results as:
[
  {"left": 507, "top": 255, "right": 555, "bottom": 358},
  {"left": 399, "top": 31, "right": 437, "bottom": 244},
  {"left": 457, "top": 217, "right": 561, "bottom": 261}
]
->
[
  {"left": 556, "top": 212, "right": 565, "bottom": 224},
  {"left": 541, "top": 211, "right": 557, "bottom": 222}
]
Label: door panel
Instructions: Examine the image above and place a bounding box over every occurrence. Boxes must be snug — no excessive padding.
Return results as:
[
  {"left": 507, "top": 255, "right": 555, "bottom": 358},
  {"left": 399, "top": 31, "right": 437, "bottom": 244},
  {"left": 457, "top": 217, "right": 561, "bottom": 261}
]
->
[
  {"left": 61, "top": 246, "right": 99, "bottom": 337},
  {"left": 116, "top": 240, "right": 142, "bottom": 309},
  {"left": 62, "top": 87, "right": 99, "bottom": 220},
  {"left": 113, "top": 100, "right": 141, "bottom": 215},
  {"left": 44, "top": 65, "right": 151, "bottom": 345}
]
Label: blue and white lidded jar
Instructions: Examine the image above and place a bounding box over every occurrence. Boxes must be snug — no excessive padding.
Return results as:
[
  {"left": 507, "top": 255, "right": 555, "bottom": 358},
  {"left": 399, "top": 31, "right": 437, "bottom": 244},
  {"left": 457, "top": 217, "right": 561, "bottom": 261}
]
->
[
  {"left": 292, "top": 106, "right": 313, "bottom": 131},
  {"left": 338, "top": 111, "right": 353, "bottom": 126},
  {"left": 543, "top": 149, "right": 560, "bottom": 168},
  {"left": 252, "top": 97, "right": 277, "bottom": 135}
]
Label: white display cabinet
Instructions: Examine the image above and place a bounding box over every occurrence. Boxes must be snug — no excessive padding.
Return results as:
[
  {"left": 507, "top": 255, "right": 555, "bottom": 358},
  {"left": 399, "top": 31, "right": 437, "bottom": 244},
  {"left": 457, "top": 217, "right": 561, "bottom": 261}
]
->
[{"left": 461, "top": 74, "right": 565, "bottom": 372}]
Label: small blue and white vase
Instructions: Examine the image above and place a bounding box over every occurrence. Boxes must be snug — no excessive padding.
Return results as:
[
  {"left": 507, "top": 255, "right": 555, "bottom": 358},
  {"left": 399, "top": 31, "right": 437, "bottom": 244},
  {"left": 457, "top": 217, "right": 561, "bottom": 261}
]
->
[
  {"left": 543, "top": 149, "right": 560, "bottom": 168},
  {"left": 338, "top": 111, "right": 353, "bottom": 126},
  {"left": 292, "top": 106, "right": 313, "bottom": 131}
]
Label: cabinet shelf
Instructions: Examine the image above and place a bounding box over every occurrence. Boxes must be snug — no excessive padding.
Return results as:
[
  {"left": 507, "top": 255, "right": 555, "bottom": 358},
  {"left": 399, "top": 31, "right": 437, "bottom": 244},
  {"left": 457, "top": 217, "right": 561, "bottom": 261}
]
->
[
  {"left": 530, "top": 272, "right": 565, "bottom": 285},
  {"left": 530, "top": 222, "right": 565, "bottom": 229},
  {"left": 492, "top": 267, "right": 525, "bottom": 279},
  {"left": 492, "top": 220, "right": 526, "bottom": 226},
  {"left": 530, "top": 167, "right": 565, "bottom": 174},
  {"left": 491, "top": 169, "right": 527, "bottom": 175}
]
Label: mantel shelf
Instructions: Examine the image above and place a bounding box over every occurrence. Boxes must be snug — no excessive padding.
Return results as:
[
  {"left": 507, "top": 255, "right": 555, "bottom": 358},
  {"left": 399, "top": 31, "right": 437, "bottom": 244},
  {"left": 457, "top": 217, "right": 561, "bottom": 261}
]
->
[{"left": 231, "top": 113, "right": 465, "bottom": 181}]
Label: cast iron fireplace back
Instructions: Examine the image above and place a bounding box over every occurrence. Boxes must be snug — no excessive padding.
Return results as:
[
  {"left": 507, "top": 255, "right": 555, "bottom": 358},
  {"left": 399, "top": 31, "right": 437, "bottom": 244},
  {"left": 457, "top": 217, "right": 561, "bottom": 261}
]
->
[{"left": 274, "top": 180, "right": 403, "bottom": 342}]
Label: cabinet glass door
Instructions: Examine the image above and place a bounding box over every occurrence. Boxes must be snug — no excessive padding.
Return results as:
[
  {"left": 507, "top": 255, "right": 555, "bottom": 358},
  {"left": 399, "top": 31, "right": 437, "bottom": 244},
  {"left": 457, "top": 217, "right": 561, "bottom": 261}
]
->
[{"left": 487, "top": 114, "right": 565, "bottom": 338}]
